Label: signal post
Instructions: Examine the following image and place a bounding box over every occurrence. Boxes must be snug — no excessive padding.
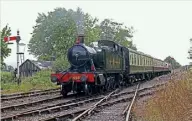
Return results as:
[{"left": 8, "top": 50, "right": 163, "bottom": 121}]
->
[{"left": 4, "top": 30, "right": 21, "bottom": 85}]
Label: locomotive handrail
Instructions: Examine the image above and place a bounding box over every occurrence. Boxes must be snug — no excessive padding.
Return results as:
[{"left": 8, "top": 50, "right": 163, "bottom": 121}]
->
[{"left": 60, "top": 70, "right": 69, "bottom": 80}]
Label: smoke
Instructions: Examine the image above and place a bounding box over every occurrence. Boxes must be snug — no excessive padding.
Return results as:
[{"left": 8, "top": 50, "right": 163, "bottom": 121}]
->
[{"left": 74, "top": 7, "right": 84, "bottom": 35}]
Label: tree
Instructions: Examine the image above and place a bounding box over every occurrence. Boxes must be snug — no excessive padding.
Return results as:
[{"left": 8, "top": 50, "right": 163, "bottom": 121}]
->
[
  {"left": 164, "top": 56, "right": 181, "bottom": 69},
  {"left": 28, "top": 7, "right": 137, "bottom": 70},
  {"left": 1, "top": 25, "right": 11, "bottom": 69},
  {"left": 28, "top": 7, "right": 100, "bottom": 60},
  {"left": 28, "top": 7, "right": 101, "bottom": 70},
  {"left": 100, "top": 19, "right": 137, "bottom": 50}
]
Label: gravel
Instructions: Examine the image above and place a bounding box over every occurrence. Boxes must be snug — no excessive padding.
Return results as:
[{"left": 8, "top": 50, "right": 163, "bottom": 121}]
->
[{"left": 85, "top": 102, "right": 128, "bottom": 121}]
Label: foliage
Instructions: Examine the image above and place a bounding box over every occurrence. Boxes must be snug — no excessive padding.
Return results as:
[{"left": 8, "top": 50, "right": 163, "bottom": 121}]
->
[
  {"left": 100, "top": 19, "right": 137, "bottom": 50},
  {"left": 28, "top": 7, "right": 100, "bottom": 59},
  {"left": 52, "top": 56, "right": 69, "bottom": 71},
  {"left": 1, "top": 64, "right": 14, "bottom": 72},
  {"left": 0, "top": 25, "right": 12, "bottom": 68},
  {"left": 1, "top": 71, "right": 14, "bottom": 83},
  {"left": 1, "top": 70, "right": 59, "bottom": 94},
  {"left": 164, "top": 56, "right": 181, "bottom": 69},
  {"left": 28, "top": 7, "right": 136, "bottom": 70}
]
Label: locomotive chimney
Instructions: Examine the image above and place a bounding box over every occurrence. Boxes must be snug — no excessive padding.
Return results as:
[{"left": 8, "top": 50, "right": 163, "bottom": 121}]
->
[{"left": 76, "top": 34, "right": 84, "bottom": 44}]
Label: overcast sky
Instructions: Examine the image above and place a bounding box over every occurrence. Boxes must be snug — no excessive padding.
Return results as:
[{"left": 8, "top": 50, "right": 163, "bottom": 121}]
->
[{"left": 1, "top": 0, "right": 192, "bottom": 67}]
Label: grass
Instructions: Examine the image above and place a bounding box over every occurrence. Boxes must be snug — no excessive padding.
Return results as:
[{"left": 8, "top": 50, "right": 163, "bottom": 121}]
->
[
  {"left": 1, "top": 70, "right": 59, "bottom": 94},
  {"left": 133, "top": 71, "right": 192, "bottom": 121}
]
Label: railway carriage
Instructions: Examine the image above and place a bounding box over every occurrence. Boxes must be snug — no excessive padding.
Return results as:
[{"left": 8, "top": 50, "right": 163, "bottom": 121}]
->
[{"left": 51, "top": 35, "right": 171, "bottom": 97}]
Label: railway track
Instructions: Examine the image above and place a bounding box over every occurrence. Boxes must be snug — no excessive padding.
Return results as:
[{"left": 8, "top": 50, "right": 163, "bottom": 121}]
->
[
  {"left": 1, "top": 88, "right": 60, "bottom": 101},
  {"left": 1, "top": 82, "right": 163, "bottom": 121},
  {"left": 37, "top": 83, "right": 162, "bottom": 121},
  {"left": 71, "top": 83, "right": 151, "bottom": 121},
  {"left": 122, "top": 83, "right": 140, "bottom": 121},
  {"left": 1, "top": 91, "right": 106, "bottom": 120}
]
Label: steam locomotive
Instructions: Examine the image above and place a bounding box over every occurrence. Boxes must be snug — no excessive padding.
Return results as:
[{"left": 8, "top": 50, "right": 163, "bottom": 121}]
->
[{"left": 51, "top": 35, "right": 171, "bottom": 97}]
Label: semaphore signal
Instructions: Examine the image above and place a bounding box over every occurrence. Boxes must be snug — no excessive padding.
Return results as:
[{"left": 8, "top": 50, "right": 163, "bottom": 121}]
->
[{"left": 3, "top": 30, "right": 22, "bottom": 85}]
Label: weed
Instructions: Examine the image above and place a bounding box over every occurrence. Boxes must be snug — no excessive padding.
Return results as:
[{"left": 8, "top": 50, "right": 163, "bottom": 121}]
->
[
  {"left": 1, "top": 70, "right": 59, "bottom": 94},
  {"left": 133, "top": 71, "right": 192, "bottom": 121}
]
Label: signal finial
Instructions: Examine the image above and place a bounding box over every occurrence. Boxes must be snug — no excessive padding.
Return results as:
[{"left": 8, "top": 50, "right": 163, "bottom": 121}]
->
[{"left": 17, "top": 29, "right": 20, "bottom": 36}]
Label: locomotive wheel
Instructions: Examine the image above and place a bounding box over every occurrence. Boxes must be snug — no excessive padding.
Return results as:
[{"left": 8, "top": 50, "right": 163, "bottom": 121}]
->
[
  {"left": 84, "top": 84, "right": 92, "bottom": 96},
  {"left": 129, "top": 76, "right": 135, "bottom": 85},
  {"left": 61, "top": 85, "right": 68, "bottom": 97},
  {"left": 111, "top": 79, "right": 117, "bottom": 90},
  {"left": 97, "top": 86, "right": 104, "bottom": 94},
  {"left": 76, "top": 88, "right": 82, "bottom": 94},
  {"left": 105, "top": 80, "right": 111, "bottom": 92},
  {"left": 118, "top": 74, "right": 123, "bottom": 88},
  {"left": 100, "top": 86, "right": 105, "bottom": 94},
  {"left": 145, "top": 74, "right": 150, "bottom": 81}
]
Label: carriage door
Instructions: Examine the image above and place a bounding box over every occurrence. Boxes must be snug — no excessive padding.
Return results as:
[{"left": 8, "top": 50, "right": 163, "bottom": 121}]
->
[{"left": 123, "top": 48, "right": 129, "bottom": 74}]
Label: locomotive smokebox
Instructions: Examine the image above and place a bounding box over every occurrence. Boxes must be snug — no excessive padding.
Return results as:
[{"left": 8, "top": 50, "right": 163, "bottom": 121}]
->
[{"left": 76, "top": 34, "right": 84, "bottom": 44}]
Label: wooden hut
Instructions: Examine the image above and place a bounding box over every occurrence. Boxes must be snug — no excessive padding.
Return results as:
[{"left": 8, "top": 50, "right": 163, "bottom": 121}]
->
[
  {"left": 19, "top": 59, "right": 41, "bottom": 77},
  {"left": 19, "top": 59, "right": 52, "bottom": 77}
]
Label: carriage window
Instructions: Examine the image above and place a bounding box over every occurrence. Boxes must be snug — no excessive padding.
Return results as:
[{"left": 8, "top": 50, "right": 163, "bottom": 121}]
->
[
  {"left": 149, "top": 59, "right": 151, "bottom": 66},
  {"left": 136, "top": 55, "right": 138, "bottom": 65},
  {"left": 137, "top": 55, "right": 139, "bottom": 65},
  {"left": 138, "top": 55, "right": 140, "bottom": 65},
  {"left": 143, "top": 57, "right": 145, "bottom": 66},
  {"left": 144, "top": 57, "right": 145, "bottom": 66},
  {"left": 134, "top": 54, "right": 136, "bottom": 65},
  {"left": 140, "top": 56, "right": 142, "bottom": 66},
  {"left": 131, "top": 54, "right": 133, "bottom": 65}
]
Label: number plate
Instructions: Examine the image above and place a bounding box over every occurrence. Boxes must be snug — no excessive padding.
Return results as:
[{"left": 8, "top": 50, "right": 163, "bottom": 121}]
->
[{"left": 72, "top": 76, "right": 80, "bottom": 80}]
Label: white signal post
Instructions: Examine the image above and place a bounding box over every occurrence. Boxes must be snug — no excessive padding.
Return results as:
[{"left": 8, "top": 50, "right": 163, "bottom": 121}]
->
[{"left": 16, "top": 30, "right": 21, "bottom": 84}]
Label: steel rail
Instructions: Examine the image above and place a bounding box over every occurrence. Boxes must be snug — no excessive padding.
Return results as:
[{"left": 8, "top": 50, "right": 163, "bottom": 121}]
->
[
  {"left": 72, "top": 89, "right": 119, "bottom": 121},
  {"left": 122, "top": 83, "right": 140, "bottom": 121},
  {"left": 1, "top": 83, "right": 165, "bottom": 121},
  {"left": 1, "top": 88, "right": 60, "bottom": 101},
  {"left": 1, "top": 88, "right": 60, "bottom": 97},
  {"left": 40, "top": 87, "right": 157, "bottom": 121}
]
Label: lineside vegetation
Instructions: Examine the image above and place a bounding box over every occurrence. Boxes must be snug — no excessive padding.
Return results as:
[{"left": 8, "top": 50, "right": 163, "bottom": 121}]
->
[
  {"left": 133, "top": 71, "right": 192, "bottom": 121},
  {"left": 1, "top": 70, "right": 59, "bottom": 94}
]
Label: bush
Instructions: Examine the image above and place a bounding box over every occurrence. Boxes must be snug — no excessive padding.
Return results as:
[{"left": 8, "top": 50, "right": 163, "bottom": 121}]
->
[
  {"left": 1, "top": 70, "right": 59, "bottom": 94},
  {"left": 52, "top": 56, "right": 69, "bottom": 72},
  {"left": 1, "top": 71, "right": 14, "bottom": 83}
]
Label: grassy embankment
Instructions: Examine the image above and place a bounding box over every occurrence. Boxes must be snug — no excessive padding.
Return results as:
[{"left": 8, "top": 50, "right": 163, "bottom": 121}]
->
[
  {"left": 1, "top": 70, "right": 59, "bottom": 94},
  {"left": 133, "top": 71, "right": 192, "bottom": 121}
]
